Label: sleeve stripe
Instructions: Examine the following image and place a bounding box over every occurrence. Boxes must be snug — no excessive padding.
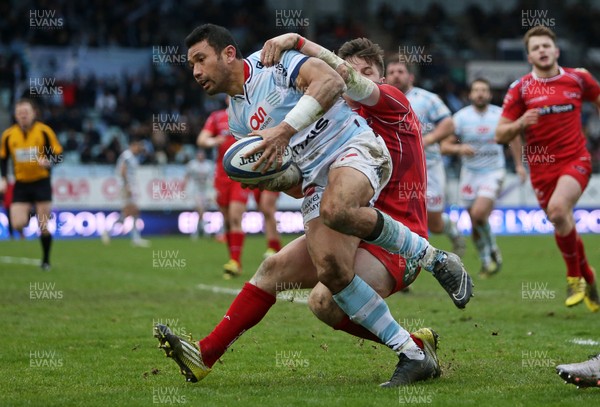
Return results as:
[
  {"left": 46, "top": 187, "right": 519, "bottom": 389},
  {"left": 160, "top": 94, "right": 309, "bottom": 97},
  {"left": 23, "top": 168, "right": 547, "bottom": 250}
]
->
[{"left": 289, "top": 56, "right": 309, "bottom": 88}]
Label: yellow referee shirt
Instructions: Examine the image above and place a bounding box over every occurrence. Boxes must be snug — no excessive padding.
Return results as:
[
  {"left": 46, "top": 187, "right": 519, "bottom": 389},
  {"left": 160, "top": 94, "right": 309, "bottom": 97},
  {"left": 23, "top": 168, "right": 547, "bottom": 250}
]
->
[{"left": 0, "top": 121, "right": 63, "bottom": 183}]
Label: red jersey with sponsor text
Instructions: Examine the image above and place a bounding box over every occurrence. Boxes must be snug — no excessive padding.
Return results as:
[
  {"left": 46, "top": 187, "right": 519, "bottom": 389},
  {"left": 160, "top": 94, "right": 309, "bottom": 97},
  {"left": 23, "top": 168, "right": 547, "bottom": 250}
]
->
[
  {"left": 355, "top": 84, "right": 428, "bottom": 239},
  {"left": 202, "top": 109, "right": 236, "bottom": 181},
  {"left": 501, "top": 67, "right": 600, "bottom": 183}
]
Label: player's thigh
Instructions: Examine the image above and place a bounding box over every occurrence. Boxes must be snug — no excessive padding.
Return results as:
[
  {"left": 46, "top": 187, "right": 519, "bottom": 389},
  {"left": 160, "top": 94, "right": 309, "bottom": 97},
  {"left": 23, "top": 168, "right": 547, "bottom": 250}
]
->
[
  {"left": 427, "top": 210, "right": 444, "bottom": 232},
  {"left": 258, "top": 191, "right": 278, "bottom": 214},
  {"left": 469, "top": 196, "right": 495, "bottom": 223},
  {"left": 251, "top": 235, "right": 319, "bottom": 293},
  {"left": 323, "top": 166, "right": 374, "bottom": 209},
  {"left": 547, "top": 175, "right": 583, "bottom": 214},
  {"left": 122, "top": 203, "right": 139, "bottom": 217},
  {"left": 304, "top": 217, "right": 360, "bottom": 291},
  {"left": 9, "top": 202, "right": 31, "bottom": 229},
  {"left": 353, "top": 248, "right": 395, "bottom": 298}
]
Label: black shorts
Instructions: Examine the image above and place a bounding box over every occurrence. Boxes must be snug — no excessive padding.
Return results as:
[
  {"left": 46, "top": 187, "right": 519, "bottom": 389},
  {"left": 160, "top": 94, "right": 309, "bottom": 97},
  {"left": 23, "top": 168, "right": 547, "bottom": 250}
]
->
[{"left": 12, "top": 178, "right": 52, "bottom": 203}]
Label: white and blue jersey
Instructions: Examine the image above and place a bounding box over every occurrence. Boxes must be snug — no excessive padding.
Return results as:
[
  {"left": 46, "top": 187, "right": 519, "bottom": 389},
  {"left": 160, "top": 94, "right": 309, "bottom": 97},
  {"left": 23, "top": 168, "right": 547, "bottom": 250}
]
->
[
  {"left": 405, "top": 87, "right": 451, "bottom": 166},
  {"left": 453, "top": 104, "right": 504, "bottom": 172},
  {"left": 227, "top": 50, "right": 373, "bottom": 180}
]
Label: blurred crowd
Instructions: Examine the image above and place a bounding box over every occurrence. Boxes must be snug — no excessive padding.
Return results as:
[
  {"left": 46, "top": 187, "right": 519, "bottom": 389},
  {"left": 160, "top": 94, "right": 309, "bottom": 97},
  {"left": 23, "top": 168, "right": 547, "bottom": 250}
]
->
[{"left": 0, "top": 0, "right": 599, "bottom": 171}]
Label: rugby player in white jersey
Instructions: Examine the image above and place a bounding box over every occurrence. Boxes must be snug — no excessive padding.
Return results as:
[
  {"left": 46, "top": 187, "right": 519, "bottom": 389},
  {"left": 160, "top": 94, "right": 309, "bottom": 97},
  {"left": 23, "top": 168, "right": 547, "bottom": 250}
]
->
[
  {"left": 442, "top": 78, "right": 525, "bottom": 277},
  {"left": 154, "top": 24, "right": 472, "bottom": 387}
]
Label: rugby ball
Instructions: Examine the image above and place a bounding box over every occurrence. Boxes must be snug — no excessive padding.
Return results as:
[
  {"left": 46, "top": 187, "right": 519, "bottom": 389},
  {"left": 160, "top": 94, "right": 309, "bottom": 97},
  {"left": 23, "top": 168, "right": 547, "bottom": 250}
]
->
[{"left": 223, "top": 136, "right": 293, "bottom": 183}]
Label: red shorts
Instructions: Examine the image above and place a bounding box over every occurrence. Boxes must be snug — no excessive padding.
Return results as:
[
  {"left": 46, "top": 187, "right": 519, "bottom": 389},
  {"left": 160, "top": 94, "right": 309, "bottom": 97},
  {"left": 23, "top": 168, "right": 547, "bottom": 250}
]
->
[
  {"left": 358, "top": 242, "right": 421, "bottom": 293},
  {"left": 531, "top": 155, "right": 592, "bottom": 210},
  {"left": 215, "top": 177, "right": 250, "bottom": 208}
]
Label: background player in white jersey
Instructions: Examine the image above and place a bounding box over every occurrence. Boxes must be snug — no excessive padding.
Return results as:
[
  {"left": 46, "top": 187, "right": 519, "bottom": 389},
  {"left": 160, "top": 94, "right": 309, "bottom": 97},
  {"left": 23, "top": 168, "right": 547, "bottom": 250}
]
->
[
  {"left": 102, "top": 138, "right": 150, "bottom": 247},
  {"left": 386, "top": 56, "right": 466, "bottom": 257},
  {"left": 442, "top": 78, "right": 524, "bottom": 277},
  {"left": 183, "top": 149, "right": 212, "bottom": 240}
]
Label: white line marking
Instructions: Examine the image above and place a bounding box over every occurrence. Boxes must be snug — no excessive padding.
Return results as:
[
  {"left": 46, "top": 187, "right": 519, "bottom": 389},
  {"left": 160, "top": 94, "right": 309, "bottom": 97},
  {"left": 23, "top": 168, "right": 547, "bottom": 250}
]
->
[
  {"left": 570, "top": 338, "right": 599, "bottom": 346},
  {"left": 0, "top": 256, "right": 40, "bottom": 266},
  {"left": 196, "top": 283, "right": 309, "bottom": 304}
]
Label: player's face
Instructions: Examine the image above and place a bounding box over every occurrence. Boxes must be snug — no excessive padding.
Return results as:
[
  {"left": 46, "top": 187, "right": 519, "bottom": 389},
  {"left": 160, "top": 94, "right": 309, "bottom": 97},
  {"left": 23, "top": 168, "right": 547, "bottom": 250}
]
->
[
  {"left": 188, "top": 40, "right": 231, "bottom": 95},
  {"left": 469, "top": 82, "right": 491, "bottom": 109},
  {"left": 344, "top": 56, "right": 383, "bottom": 83},
  {"left": 15, "top": 103, "right": 35, "bottom": 129},
  {"left": 385, "top": 62, "right": 412, "bottom": 93},
  {"left": 527, "top": 35, "right": 559, "bottom": 71}
]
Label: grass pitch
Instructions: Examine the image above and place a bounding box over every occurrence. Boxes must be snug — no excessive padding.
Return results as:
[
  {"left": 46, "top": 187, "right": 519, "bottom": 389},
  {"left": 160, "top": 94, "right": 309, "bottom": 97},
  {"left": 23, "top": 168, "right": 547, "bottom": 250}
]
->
[{"left": 1, "top": 233, "right": 600, "bottom": 406}]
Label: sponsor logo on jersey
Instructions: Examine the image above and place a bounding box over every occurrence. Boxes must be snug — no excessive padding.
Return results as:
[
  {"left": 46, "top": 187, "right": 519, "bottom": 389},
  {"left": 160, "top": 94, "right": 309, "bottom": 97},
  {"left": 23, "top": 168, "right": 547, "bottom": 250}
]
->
[{"left": 537, "top": 104, "right": 574, "bottom": 115}]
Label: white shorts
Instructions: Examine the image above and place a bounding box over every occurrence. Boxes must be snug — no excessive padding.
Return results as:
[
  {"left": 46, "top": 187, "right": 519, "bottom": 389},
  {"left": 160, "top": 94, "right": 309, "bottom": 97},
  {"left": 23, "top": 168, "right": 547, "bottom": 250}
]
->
[
  {"left": 426, "top": 160, "right": 446, "bottom": 212},
  {"left": 301, "top": 131, "right": 391, "bottom": 224},
  {"left": 459, "top": 167, "right": 505, "bottom": 207},
  {"left": 121, "top": 185, "right": 139, "bottom": 206}
]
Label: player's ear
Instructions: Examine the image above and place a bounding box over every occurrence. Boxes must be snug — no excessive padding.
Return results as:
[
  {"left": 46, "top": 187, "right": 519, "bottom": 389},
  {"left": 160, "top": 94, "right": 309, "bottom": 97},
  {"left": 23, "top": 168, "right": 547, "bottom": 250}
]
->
[
  {"left": 223, "top": 45, "right": 237, "bottom": 63},
  {"left": 380, "top": 76, "right": 386, "bottom": 84}
]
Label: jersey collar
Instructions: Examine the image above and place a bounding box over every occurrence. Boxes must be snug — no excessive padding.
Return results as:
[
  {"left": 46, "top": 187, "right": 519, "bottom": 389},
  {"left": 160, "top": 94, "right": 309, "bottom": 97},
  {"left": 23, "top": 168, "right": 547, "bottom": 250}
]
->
[{"left": 531, "top": 66, "right": 564, "bottom": 81}]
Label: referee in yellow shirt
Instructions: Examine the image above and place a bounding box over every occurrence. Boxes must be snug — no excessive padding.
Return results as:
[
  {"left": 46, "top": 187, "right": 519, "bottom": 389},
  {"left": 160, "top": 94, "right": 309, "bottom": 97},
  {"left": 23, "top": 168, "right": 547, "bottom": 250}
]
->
[{"left": 0, "top": 99, "right": 63, "bottom": 271}]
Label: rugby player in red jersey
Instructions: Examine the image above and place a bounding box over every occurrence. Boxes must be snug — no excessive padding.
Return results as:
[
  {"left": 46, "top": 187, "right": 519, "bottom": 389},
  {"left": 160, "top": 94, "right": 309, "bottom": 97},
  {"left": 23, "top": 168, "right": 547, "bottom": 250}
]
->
[{"left": 496, "top": 25, "right": 600, "bottom": 312}]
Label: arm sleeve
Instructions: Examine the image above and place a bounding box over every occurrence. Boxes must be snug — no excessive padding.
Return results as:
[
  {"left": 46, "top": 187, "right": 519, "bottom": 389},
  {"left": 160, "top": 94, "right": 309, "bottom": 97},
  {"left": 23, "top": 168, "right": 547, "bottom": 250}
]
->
[
  {"left": 278, "top": 50, "right": 309, "bottom": 89},
  {"left": 577, "top": 69, "right": 600, "bottom": 102},
  {"left": 1, "top": 131, "right": 10, "bottom": 177},
  {"left": 428, "top": 94, "right": 452, "bottom": 124},
  {"left": 501, "top": 81, "right": 525, "bottom": 121}
]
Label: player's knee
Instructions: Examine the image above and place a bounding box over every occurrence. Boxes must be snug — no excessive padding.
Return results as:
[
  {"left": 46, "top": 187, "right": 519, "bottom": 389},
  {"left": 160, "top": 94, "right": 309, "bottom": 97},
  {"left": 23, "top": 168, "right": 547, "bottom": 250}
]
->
[
  {"left": 315, "top": 253, "right": 346, "bottom": 287},
  {"left": 308, "top": 287, "right": 334, "bottom": 321},
  {"left": 320, "top": 199, "right": 354, "bottom": 234},
  {"left": 470, "top": 211, "right": 486, "bottom": 227},
  {"left": 547, "top": 202, "right": 569, "bottom": 225}
]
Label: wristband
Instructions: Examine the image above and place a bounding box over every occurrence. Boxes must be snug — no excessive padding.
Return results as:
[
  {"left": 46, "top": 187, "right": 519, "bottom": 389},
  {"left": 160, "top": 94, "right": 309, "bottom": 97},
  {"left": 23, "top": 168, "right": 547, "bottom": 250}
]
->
[{"left": 295, "top": 36, "right": 306, "bottom": 51}]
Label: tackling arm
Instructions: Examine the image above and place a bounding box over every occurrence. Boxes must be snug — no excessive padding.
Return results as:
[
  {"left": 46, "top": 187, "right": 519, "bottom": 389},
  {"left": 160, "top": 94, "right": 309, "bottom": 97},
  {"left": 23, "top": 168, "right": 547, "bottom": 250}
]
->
[{"left": 261, "top": 33, "right": 379, "bottom": 106}]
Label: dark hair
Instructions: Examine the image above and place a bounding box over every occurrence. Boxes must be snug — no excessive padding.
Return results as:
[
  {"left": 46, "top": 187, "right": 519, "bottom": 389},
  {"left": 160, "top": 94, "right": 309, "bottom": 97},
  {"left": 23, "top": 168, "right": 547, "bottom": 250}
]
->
[
  {"left": 523, "top": 25, "right": 557, "bottom": 52},
  {"left": 470, "top": 77, "right": 491, "bottom": 91},
  {"left": 337, "top": 38, "right": 385, "bottom": 77},
  {"left": 185, "top": 24, "right": 243, "bottom": 59}
]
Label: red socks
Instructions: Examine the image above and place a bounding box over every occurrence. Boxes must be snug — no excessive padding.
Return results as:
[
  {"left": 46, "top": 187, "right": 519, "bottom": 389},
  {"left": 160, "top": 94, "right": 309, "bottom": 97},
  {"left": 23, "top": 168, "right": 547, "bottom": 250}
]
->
[
  {"left": 576, "top": 235, "right": 595, "bottom": 284},
  {"left": 268, "top": 239, "right": 282, "bottom": 252},
  {"left": 199, "top": 283, "right": 276, "bottom": 368},
  {"left": 228, "top": 231, "right": 245, "bottom": 263},
  {"left": 555, "top": 228, "right": 580, "bottom": 278}
]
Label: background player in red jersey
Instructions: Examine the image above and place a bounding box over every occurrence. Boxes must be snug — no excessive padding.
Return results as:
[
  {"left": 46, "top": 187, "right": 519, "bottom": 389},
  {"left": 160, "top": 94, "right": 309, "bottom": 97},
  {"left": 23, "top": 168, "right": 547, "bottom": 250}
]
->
[
  {"left": 496, "top": 25, "right": 600, "bottom": 312},
  {"left": 197, "top": 101, "right": 281, "bottom": 279}
]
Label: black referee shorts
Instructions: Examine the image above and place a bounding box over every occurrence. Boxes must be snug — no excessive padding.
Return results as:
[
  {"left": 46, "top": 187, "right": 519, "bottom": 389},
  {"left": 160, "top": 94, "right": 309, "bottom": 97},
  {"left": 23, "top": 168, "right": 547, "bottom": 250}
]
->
[{"left": 12, "top": 178, "right": 53, "bottom": 203}]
